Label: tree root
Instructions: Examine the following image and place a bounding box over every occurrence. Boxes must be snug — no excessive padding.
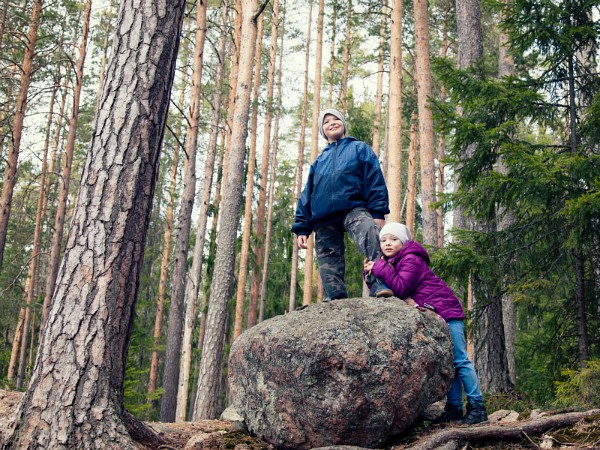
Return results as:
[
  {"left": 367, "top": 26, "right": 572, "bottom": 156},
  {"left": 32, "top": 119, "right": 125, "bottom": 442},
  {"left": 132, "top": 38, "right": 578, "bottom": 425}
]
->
[{"left": 396, "top": 409, "right": 600, "bottom": 450}]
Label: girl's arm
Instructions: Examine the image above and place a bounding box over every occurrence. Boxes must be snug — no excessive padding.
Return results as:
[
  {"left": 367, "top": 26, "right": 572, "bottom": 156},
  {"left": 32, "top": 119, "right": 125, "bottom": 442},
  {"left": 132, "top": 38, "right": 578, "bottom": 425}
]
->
[{"left": 371, "top": 255, "right": 423, "bottom": 299}]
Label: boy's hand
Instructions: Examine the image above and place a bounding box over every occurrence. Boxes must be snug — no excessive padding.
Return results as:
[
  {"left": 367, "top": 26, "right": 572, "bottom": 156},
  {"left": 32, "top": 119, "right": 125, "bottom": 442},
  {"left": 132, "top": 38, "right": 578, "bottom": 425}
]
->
[
  {"left": 374, "top": 218, "right": 385, "bottom": 228},
  {"left": 297, "top": 234, "right": 308, "bottom": 249}
]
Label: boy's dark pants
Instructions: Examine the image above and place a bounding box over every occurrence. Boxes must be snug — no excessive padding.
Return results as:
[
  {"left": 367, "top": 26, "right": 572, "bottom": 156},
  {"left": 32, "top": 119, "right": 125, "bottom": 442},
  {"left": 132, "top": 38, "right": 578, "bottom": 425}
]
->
[{"left": 315, "top": 207, "right": 382, "bottom": 300}]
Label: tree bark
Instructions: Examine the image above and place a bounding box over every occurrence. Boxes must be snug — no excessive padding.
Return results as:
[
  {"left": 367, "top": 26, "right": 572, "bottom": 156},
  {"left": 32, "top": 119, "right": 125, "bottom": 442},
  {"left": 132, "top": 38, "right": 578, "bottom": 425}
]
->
[
  {"left": 387, "top": 0, "right": 403, "bottom": 221},
  {"left": 177, "top": 1, "right": 227, "bottom": 422},
  {"left": 413, "top": 0, "right": 437, "bottom": 247},
  {"left": 302, "top": 0, "right": 325, "bottom": 306},
  {"left": 289, "top": 0, "right": 313, "bottom": 312},
  {"left": 233, "top": 11, "right": 264, "bottom": 341},
  {"left": 193, "top": 0, "right": 259, "bottom": 420},
  {"left": 4, "top": 0, "right": 185, "bottom": 446},
  {"left": 248, "top": 0, "right": 280, "bottom": 330},
  {"left": 160, "top": 0, "right": 208, "bottom": 423},
  {"left": 0, "top": 0, "right": 42, "bottom": 273}
]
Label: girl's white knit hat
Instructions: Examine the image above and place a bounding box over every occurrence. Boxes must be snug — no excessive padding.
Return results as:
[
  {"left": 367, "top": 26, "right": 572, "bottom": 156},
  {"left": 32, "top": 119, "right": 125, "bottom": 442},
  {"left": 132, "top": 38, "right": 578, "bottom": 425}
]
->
[{"left": 379, "top": 222, "right": 412, "bottom": 243}]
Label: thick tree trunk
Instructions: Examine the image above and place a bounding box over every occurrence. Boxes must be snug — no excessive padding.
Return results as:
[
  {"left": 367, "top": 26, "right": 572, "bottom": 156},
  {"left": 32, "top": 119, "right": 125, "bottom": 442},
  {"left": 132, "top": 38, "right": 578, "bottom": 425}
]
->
[
  {"left": 193, "top": 0, "right": 259, "bottom": 420},
  {"left": 233, "top": 11, "right": 264, "bottom": 340},
  {"left": 4, "top": 0, "right": 185, "bottom": 446},
  {"left": 0, "top": 0, "right": 42, "bottom": 273},
  {"left": 177, "top": 2, "right": 227, "bottom": 422},
  {"left": 387, "top": 0, "right": 403, "bottom": 221},
  {"left": 42, "top": 0, "right": 92, "bottom": 326},
  {"left": 452, "top": 0, "right": 483, "bottom": 231},
  {"left": 302, "top": 0, "right": 325, "bottom": 306},
  {"left": 248, "top": 0, "right": 279, "bottom": 329},
  {"left": 413, "top": 0, "right": 437, "bottom": 247},
  {"left": 497, "top": 0, "right": 516, "bottom": 383},
  {"left": 372, "top": 0, "right": 387, "bottom": 157},
  {"left": 160, "top": 0, "right": 208, "bottom": 423},
  {"left": 289, "top": 0, "right": 313, "bottom": 312}
]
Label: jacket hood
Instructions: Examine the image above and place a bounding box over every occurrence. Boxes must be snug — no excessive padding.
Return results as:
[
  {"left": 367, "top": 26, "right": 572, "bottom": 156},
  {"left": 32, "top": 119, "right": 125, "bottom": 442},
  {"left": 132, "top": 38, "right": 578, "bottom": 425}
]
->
[
  {"left": 389, "top": 240, "right": 430, "bottom": 266},
  {"left": 322, "top": 136, "right": 358, "bottom": 151}
]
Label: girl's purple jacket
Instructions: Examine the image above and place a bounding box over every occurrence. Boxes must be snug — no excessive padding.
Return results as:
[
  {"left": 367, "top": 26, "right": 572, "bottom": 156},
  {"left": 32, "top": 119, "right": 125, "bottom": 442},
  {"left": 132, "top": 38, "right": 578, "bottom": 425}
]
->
[{"left": 370, "top": 240, "right": 465, "bottom": 321}]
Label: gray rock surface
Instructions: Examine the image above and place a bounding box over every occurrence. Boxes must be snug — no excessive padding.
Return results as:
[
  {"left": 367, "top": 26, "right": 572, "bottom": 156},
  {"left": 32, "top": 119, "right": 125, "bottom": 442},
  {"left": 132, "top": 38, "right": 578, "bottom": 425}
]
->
[{"left": 229, "top": 298, "right": 454, "bottom": 449}]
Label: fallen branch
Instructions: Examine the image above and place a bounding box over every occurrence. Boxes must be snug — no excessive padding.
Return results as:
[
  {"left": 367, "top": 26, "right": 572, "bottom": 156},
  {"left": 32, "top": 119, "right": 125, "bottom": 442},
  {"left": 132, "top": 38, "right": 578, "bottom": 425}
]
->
[{"left": 397, "top": 409, "right": 600, "bottom": 450}]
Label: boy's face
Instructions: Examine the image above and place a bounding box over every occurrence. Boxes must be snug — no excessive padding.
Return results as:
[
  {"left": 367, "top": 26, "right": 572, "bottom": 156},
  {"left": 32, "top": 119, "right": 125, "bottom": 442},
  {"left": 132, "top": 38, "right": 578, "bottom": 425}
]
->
[
  {"left": 323, "top": 114, "right": 345, "bottom": 142},
  {"left": 380, "top": 234, "right": 403, "bottom": 257}
]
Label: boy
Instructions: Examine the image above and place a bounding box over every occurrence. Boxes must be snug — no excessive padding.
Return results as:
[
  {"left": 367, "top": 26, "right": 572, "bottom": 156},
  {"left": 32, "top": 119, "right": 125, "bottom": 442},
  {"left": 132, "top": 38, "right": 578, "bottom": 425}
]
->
[
  {"left": 364, "top": 222, "right": 489, "bottom": 425},
  {"left": 292, "top": 108, "right": 392, "bottom": 301}
]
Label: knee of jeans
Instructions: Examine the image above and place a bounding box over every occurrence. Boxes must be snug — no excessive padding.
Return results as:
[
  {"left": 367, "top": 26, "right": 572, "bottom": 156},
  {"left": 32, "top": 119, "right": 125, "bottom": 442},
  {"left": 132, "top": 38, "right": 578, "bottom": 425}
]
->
[{"left": 453, "top": 357, "right": 474, "bottom": 370}]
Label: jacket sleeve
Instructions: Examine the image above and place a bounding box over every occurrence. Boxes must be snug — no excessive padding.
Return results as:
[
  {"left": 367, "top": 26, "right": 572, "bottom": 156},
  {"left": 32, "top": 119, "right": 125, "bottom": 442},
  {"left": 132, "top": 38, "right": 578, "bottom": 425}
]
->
[
  {"left": 360, "top": 143, "right": 389, "bottom": 219},
  {"left": 291, "top": 168, "right": 314, "bottom": 236},
  {"left": 371, "top": 255, "right": 423, "bottom": 299}
]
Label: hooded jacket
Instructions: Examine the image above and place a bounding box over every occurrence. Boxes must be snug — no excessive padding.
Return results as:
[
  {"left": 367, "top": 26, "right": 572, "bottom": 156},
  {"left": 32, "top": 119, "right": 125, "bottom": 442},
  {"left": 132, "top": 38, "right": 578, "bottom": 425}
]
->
[
  {"left": 291, "top": 136, "right": 389, "bottom": 236},
  {"left": 369, "top": 240, "right": 465, "bottom": 321}
]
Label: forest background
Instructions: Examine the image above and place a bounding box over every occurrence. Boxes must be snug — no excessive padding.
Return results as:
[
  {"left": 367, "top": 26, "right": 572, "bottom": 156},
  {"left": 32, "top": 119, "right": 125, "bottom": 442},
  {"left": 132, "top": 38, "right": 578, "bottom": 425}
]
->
[{"left": 0, "top": 0, "right": 599, "bottom": 429}]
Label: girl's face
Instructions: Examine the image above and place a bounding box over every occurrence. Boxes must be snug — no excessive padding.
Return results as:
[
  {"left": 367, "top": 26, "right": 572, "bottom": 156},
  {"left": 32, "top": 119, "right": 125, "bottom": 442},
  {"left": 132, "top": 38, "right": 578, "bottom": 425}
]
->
[
  {"left": 323, "top": 114, "right": 345, "bottom": 142},
  {"left": 380, "top": 234, "right": 403, "bottom": 257}
]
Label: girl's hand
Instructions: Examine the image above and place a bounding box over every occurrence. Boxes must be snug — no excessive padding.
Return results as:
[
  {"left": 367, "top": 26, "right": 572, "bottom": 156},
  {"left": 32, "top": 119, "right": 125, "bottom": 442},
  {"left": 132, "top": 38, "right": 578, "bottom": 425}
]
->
[{"left": 364, "top": 259, "right": 374, "bottom": 272}]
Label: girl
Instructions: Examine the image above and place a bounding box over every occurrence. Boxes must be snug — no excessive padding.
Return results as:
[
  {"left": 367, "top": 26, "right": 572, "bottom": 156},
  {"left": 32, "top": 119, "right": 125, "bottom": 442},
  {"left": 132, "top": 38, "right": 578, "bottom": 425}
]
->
[{"left": 364, "top": 222, "right": 488, "bottom": 425}]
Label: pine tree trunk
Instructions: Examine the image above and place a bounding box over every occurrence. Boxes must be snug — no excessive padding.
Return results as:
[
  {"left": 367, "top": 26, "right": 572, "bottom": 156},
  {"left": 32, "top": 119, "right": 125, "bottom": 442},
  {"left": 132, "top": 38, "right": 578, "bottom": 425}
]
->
[
  {"left": 326, "top": 0, "right": 337, "bottom": 108},
  {"left": 259, "top": 4, "right": 286, "bottom": 322},
  {"left": 302, "top": 0, "right": 325, "bottom": 306},
  {"left": 42, "top": 0, "right": 92, "bottom": 328},
  {"left": 289, "top": 0, "right": 313, "bottom": 312},
  {"left": 177, "top": 2, "right": 227, "bottom": 422},
  {"left": 160, "top": 0, "right": 207, "bottom": 423},
  {"left": 4, "top": 0, "right": 185, "bottom": 446},
  {"left": 221, "top": 0, "right": 243, "bottom": 189},
  {"left": 14, "top": 50, "right": 60, "bottom": 390},
  {"left": 436, "top": 0, "right": 450, "bottom": 247},
  {"left": 0, "top": 0, "right": 42, "bottom": 273},
  {"left": 147, "top": 112, "right": 180, "bottom": 399},
  {"left": 372, "top": 0, "right": 387, "bottom": 158},
  {"left": 406, "top": 109, "right": 417, "bottom": 232},
  {"left": 248, "top": 0, "right": 279, "bottom": 329},
  {"left": 497, "top": 0, "right": 516, "bottom": 383},
  {"left": 340, "top": 0, "right": 351, "bottom": 115},
  {"left": 413, "top": 0, "right": 437, "bottom": 247},
  {"left": 233, "top": 11, "right": 264, "bottom": 340},
  {"left": 193, "top": 0, "right": 259, "bottom": 420},
  {"left": 387, "top": 0, "right": 403, "bottom": 221}
]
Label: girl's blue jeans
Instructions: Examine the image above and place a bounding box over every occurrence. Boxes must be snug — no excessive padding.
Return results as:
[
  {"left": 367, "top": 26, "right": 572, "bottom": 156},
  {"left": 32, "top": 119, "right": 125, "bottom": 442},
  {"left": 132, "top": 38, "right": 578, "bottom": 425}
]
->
[{"left": 446, "top": 319, "right": 484, "bottom": 407}]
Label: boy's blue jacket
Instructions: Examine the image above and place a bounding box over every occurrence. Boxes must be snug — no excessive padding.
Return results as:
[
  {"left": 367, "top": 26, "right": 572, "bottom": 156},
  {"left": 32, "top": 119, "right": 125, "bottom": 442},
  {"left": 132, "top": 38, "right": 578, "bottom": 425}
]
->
[{"left": 292, "top": 136, "right": 389, "bottom": 236}]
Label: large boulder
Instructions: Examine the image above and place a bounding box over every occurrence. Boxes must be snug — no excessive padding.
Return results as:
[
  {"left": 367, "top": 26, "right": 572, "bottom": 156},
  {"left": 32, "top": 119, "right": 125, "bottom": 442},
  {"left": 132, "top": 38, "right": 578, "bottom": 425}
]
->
[{"left": 229, "top": 297, "right": 454, "bottom": 449}]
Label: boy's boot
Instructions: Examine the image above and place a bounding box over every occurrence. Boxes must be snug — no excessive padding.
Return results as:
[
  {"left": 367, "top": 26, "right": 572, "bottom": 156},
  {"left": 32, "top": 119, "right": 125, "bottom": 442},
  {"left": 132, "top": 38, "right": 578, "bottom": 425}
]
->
[
  {"left": 368, "top": 277, "right": 393, "bottom": 298},
  {"left": 459, "top": 402, "right": 488, "bottom": 425},
  {"left": 432, "top": 403, "right": 463, "bottom": 424}
]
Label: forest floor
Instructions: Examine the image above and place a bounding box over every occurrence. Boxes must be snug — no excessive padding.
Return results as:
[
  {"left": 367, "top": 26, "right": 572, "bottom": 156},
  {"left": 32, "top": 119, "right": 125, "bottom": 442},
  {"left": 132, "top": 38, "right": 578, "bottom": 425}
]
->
[{"left": 1, "top": 389, "right": 599, "bottom": 449}]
